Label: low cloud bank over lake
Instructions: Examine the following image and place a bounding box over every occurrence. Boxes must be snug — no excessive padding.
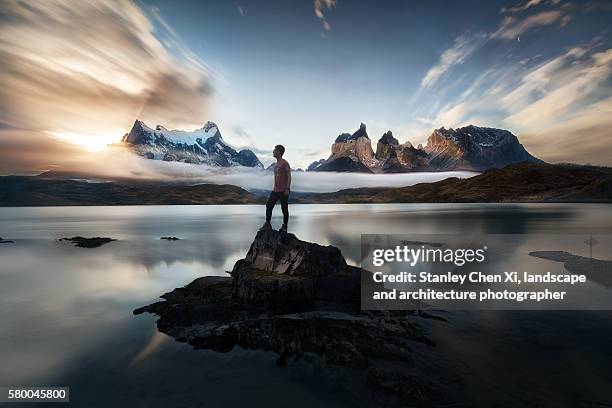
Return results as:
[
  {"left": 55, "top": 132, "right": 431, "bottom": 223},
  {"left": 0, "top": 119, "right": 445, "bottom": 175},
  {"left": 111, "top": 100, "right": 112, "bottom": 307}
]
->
[{"left": 222, "top": 170, "right": 478, "bottom": 193}]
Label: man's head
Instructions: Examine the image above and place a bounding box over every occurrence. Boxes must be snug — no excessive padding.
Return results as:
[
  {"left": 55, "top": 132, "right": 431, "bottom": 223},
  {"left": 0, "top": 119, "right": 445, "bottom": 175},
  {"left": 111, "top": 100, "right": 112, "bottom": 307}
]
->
[{"left": 273, "top": 144, "right": 285, "bottom": 159}]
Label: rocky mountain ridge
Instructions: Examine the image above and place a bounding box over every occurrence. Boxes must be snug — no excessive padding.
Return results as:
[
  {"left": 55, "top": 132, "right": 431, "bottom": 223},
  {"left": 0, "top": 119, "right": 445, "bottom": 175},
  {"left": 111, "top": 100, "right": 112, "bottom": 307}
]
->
[
  {"left": 425, "top": 125, "right": 542, "bottom": 171},
  {"left": 310, "top": 123, "right": 542, "bottom": 173}
]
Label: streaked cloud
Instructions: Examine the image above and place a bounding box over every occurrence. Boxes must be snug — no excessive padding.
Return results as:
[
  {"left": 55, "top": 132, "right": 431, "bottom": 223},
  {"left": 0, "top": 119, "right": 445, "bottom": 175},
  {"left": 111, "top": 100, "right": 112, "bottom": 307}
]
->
[
  {"left": 491, "top": 10, "right": 569, "bottom": 40},
  {"left": 0, "top": 0, "right": 214, "bottom": 173},
  {"left": 420, "top": 1, "right": 571, "bottom": 93},
  {"left": 519, "top": 96, "right": 612, "bottom": 164},
  {"left": 503, "top": 47, "right": 611, "bottom": 129},
  {"left": 314, "top": 0, "right": 337, "bottom": 37},
  {"left": 420, "top": 32, "right": 488, "bottom": 89},
  {"left": 500, "top": 0, "right": 560, "bottom": 14}
]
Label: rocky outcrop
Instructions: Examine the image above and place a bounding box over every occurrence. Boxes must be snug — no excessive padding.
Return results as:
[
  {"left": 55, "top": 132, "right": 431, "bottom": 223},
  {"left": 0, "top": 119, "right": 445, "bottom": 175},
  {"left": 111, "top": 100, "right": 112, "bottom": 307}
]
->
[
  {"left": 121, "top": 120, "right": 263, "bottom": 168},
  {"left": 231, "top": 230, "right": 360, "bottom": 312},
  {"left": 134, "top": 230, "right": 451, "bottom": 406},
  {"left": 58, "top": 236, "right": 116, "bottom": 248}
]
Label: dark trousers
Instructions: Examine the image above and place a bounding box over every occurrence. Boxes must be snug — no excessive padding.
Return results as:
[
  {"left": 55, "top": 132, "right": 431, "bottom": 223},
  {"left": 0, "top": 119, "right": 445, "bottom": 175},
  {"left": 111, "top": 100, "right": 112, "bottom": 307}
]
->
[{"left": 266, "top": 191, "right": 289, "bottom": 225}]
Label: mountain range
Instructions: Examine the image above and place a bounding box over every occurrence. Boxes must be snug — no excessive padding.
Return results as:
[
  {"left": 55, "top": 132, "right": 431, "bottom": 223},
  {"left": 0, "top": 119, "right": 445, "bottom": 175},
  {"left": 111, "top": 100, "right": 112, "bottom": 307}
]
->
[
  {"left": 308, "top": 123, "right": 542, "bottom": 173},
  {"left": 121, "top": 120, "right": 263, "bottom": 168},
  {"left": 119, "top": 119, "right": 541, "bottom": 174}
]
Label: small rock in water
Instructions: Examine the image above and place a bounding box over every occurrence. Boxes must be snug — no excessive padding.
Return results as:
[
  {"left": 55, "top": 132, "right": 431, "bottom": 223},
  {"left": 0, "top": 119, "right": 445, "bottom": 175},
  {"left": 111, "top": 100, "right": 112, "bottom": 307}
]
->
[
  {"left": 160, "top": 236, "right": 180, "bottom": 241},
  {"left": 0, "top": 237, "right": 15, "bottom": 244},
  {"left": 58, "top": 236, "right": 116, "bottom": 248}
]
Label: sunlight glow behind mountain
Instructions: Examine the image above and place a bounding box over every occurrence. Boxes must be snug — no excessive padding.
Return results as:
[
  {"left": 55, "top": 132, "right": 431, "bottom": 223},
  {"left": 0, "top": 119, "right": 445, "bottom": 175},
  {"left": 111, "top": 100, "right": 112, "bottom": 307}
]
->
[{"left": 48, "top": 131, "right": 125, "bottom": 152}]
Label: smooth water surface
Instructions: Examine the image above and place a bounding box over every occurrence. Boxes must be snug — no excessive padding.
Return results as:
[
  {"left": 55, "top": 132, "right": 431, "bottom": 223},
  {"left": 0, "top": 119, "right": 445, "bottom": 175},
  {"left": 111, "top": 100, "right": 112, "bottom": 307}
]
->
[{"left": 1, "top": 204, "right": 611, "bottom": 407}]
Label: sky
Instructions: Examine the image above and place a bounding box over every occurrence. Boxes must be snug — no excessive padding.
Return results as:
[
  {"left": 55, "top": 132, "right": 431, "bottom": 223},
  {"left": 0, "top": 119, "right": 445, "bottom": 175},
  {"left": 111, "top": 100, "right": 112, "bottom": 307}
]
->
[{"left": 0, "top": 0, "right": 611, "bottom": 174}]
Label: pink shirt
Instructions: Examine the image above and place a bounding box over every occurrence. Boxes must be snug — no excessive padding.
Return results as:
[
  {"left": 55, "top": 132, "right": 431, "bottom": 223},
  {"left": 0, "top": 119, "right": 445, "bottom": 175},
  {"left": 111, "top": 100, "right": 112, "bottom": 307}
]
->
[{"left": 273, "top": 159, "right": 291, "bottom": 192}]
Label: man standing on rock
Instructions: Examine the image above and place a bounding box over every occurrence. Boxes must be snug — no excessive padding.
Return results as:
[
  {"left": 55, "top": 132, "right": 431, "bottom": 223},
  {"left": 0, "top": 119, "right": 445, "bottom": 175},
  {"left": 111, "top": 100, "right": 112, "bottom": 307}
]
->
[{"left": 261, "top": 144, "right": 291, "bottom": 232}]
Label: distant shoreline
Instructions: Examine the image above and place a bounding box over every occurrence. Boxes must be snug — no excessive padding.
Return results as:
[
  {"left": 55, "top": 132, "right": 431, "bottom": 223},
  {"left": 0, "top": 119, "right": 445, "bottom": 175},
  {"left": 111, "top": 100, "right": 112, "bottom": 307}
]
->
[{"left": 1, "top": 163, "right": 610, "bottom": 206}]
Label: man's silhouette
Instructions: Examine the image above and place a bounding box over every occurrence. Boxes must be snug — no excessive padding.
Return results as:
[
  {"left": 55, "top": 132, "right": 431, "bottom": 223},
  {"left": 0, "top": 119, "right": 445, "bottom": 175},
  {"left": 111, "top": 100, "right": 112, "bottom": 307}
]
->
[{"left": 260, "top": 144, "right": 291, "bottom": 232}]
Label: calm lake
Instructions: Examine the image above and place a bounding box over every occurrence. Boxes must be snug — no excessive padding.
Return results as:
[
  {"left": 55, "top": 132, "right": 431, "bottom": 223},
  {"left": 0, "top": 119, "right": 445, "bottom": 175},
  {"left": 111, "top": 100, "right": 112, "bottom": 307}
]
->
[{"left": 0, "top": 204, "right": 611, "bottom": 407}]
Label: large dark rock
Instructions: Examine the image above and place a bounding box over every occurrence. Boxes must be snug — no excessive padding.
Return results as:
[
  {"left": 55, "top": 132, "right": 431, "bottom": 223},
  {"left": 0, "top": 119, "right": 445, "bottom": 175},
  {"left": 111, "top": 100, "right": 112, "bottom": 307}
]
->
[
  {"left": 236, "top": 229, "right": 349, "bottom": 276},
  {"left": 134, "top": 230, "right": 451, "bottom": 406},
  {"left": 58, "top": 236, "right": 116, "bottom": 248},
  {"left": 231, "top": 230, "right": 360, "bottom": 311}
]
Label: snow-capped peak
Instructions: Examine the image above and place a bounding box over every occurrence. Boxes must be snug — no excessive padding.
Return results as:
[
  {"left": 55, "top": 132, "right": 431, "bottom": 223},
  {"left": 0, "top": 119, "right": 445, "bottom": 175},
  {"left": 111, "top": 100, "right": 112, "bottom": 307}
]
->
[
  {"left": 133, "top": 121, "right": 220, "bottom": 146},
  {"left": 199, "top": 121, "right": 219, "bottom": 133},
  {"left": 122, "top": 119, "right": 263, "bottom": 168}
]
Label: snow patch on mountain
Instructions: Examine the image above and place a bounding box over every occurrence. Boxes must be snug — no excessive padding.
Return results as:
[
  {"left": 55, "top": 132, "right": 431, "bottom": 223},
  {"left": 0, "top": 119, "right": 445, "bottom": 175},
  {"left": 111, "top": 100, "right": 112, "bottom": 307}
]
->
[{"left": 121, "top": 120, "right": 263, "bottom": 168}]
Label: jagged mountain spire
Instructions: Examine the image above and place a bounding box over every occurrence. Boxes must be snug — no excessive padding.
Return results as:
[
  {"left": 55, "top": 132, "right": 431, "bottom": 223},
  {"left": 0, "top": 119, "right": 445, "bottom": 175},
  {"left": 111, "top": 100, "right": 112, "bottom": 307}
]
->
[{"left": 310, "top": 124, "right": 542, "bottom": 173}]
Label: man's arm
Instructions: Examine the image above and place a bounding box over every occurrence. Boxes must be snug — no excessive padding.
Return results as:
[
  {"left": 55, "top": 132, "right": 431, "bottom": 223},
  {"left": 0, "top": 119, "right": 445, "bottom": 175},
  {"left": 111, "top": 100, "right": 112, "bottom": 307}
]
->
[{"left": 284, "top": 162, "right": 291, "bottom": 195}]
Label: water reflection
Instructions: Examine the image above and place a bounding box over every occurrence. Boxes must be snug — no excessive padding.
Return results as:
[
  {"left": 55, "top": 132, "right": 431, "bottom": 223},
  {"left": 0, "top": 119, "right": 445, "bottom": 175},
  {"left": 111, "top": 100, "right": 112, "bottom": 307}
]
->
[{"left": 0, "top": 204, "right": 611, "bottom": 407}]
